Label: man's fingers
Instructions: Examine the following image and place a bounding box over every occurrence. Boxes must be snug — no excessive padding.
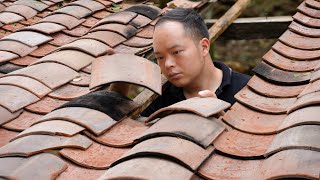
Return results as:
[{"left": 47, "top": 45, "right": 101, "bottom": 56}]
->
[{"left": 198, "top": 90, "right": 216, "bottom": 98}]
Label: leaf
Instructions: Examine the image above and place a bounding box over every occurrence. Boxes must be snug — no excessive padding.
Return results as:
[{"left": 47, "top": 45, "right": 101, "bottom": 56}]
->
[{"left": 111, "top": 3, "right": 122, "bottom": 11}]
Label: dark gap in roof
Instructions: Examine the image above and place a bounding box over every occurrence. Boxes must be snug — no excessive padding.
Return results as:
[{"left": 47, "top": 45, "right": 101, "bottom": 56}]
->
[{"left": 125, "top": 5, "right": 160, "bottom": 20}]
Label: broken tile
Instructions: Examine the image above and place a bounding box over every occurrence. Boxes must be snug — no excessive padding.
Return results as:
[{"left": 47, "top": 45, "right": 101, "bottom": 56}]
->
[
  {"left": 66, "top": 0, "right": 105, "bottom": 12},
  {"left": 129, "top": 14, "right": 152, "bottom": 29},
  {"left": 222, "top": 102, "right": 286, "bottom": 135},
  {"left": 70, "top": 72, "right": 90, "bottom": 87},
  {"left": 0, "top": 106, "right": 23, "bottom": 125},
  {"left": 0, "top": 12, "right": 24, "bottom": 24},
  {"left": 1, "top": 31, "right": 53, "bottom": 47},
  {"left": 136, "top": 113, "right": 225, "bottom": 148},
  {"left": 125, "top": 5, "right": 161, "bottom": 20},
  {"left": 83, "top": 117, "right": 148, "bottom": 147},
  {"left": 265, "top": 125, "right": 320, "bottom": 156},
  {"left": 90, "top": 54, "right": 161, "bottom": 94},
  {"left": 92, "top": 10, "right": 111, "bottom": 19},
  {"left": 92, "top": 11, "right": 137, "bottom": 28},
  {"left": 62, "top": 25, "right": 90, "bottom": 37},
  {"left": 289, "top": 21, "right": 320, "bottom": 38},
  {"left": 2, "top": 23, "right": 25, "bottom": 32},
  {"left": 263, "top": 49, "right": 319, "bottom": 72},
  {"left": 12, "top": 120, "right": 85, "bottom": 141},
  {"left": 0, "top": 75, "right": 51, "bottom": 98},
  {"left": 279, "top": 30, "right": 320, "bottom": 50},
  {"left": 90, "top": 23, "right": 137, "bottom": 38},
  {"left": 56, "top": 161, "right": 105, "bottom": 180},
  {"left": 20, "top": 22, "right": 66, "bottom": 34},
  {"left": 114, "top": 44, "right": 152, "bottom": 54},
  {"left": 4, "top": 4, "right": 38, "bottom": 20},
  {"left": 288, "top": 91, "right": 320, "bottom": 113},
  {"left": 298, "top": 1, "right": 320, "bottom": 19},
  {"left": 81, "top": 17, "right": 99, "bottom": 28},
  {"left": 53, "top": 5, "right": 92, "bottom": 19},
  {"left": 235, "top": 86, "right": 296, "bottom": 114},
  {"left": 293, "top": 12, "right": 320, "bottom": 28},
  {"left": 9, "top": 62, "right": 79, "bottom": 89},
  {"left": 0, "top": 128, "right": 19, "bottom": 148},
  {"left": 253, "top": 61, "right": 311, "bottom": 85},
  {"left": 116, "top": 137, "right": 213, "bottom": 171},
  {"left": 0, "top": 51, "right": 19, "bottom": 63},
  {"left": 2, "top": 111, "right": 43, "bottom": 131},
  {"left": 10, "top": 56, "right": 38, "bottom": 66},
  {"left": 49, "top": 32, "right": 78, "bottom": 46},
  {"left": 0, "top": 62, "right": 23, "bottom": 73},
  {"left": 29, "top": 44, "right": 57, "bottom": 57},
  {"left": 14, "top": 0, "right": 49, "bottom": 11},
  {"left": 298, "top": 79, "right": 320, "bottom": 97},
  {"left": 0, "top": 134, "right": 92, "bottom": 157},
  {"left": 136, "top": 25, "right": 154, "bottom": 38},
  {"left": 25, "top": 96, "right": 68, "bottom": 115},
  {"left": 48, "top": 84, "right": 90, "bottom": 100},
  {"left": 0, "top": 85, "right": 39, "bottom": 112},
  {"left": 39, "top": 14, "right": 85, "bottom": 30},
  {"left": 81, "top": 30, "right": 126, "bottom": 47},
  {"left": 247, "top": 75, "right": 307, "bottom": 98},
  {"left": 60, "top": 142, "right": 128, "bottom": 169},
  {"left": 0, "top": 40, "right": 37, "bottom": 57},
  {"left": 0, "top": 153, "right": 67, "bottom": 179},
  {"left": 37, "top": 107, "right": 117, "bottom": 136},
  {"left": 305, "top": 0, "right": 320, "bottom": 10},
  {"left": 146, "top": 97, "right": 231, "bottom": 122},
  {"left": 57, "top": 39, "right": 111, "bottom": 57},
  {"left": 272, "top": 41, "right": 320, "bottom": 60},
  {"left": 123, "top": 36, "right": 153, "bottom": 47}
]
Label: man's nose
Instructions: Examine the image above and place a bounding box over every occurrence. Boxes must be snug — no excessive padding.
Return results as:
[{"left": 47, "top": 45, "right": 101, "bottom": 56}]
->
[{"left": 164, "top": 56, "right": 176, "bottom": 69}]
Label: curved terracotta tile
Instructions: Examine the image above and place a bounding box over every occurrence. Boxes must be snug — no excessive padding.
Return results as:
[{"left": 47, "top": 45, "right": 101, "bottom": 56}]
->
[
  {"left": 90, "top": 23, "right": 137, "bottom": 38},
  {"left": 92, "top": 10, "right": 112, "bottom": 19},
  {"left": 62, "top": 25, "right": 90, "bottom": 37},
  {"left": 222, "top": 102, "right": 286, "bottom": 135},
  {"left": 2, "top": 23, "right": 25, "bottom": 32},
  {"left": 34, "top": 50, "right": 94, "bottom": 71},
  {"left": 81, "top": 64, "right": 91, "bottom": 73},
  {"left": 265, "top": 125, "right": 320, "bottom": 156},
  {"left": 29, "top": 43, "right": 57, "bottom": 57},
  {"left": 129, "top": 14, "right": 152, "bottom": 28},
  {"left": 263, "top": 49, "right": 318, "bottom": 72},
  {"left": 37, "top": 107, "right": 116, "bottom": 136},
  {"left": 20, "top": 22, "right": 66, "bottom": 34},
  {"left": 81, "top": 17, "right": 99, "bottom": 28},
  {"left": 298, "top": 79, "right": 320, "bottom": 97},
  {"left": 65, "top": 0, "right": 105, "bottom": 12},
  {"left": 0, "top": 128, "right": 18, "bottom": 148},
  {"left": 0, "top": 51, "right": 19, "bottom": 63},
  {"left": 14, "top": 0, "right": 48, "bottom": 11},
  {"left": 0, "top": 12, "right": 24, "bottom": 24},
  {"left": 115, "top": 137, "right": 213, "bottom": 171},
  {"left": 36, "top": 10, "right": 51, "bottom": 18},
  {"left": 125, "top": 5, "right": 162, "bottom": 20},
  {"left": 60, "top": 142, "right": 128, "bottom": 169},
  {"left": 272, "top": 41, "right": 320, "bottom": 60},
  {"left": 247, "top": 76, "right": 307, "bottom": 98},
  {"left": 311, "top": 68, "right": 320, "bottom": 82},
  {"left": 70, "top": 72, "right": 90, "bottom": 87},
  {"left": 136, "top": 24, "right": 154, "bottom": 39},
  {"left": 235, "top": 86, "right": 296, "bottom": 114},
  {"left": 83, "top": 117, "right": 147, "bottom": 147},
  {"left": 48, "top": 84, "right": 90, "bottom": 100},
  {"left": 52, "top": 5, "right": 92, "bottom": 19},
  {"left": 298, "top": 1, "right": 320, "bottom": 18},
  {"left": 20, "top": 16, "right": 41, "bottom": 26},
  {"left": 10, "top": 56, "right": 38, "bottom": 66},
  {"left": 39, "top": 14, "right": 85, "bottom": 30},
  {"left": 0, "top": 62, "right": 23, "bottom": 73},
  {"left": 289, "top": 21, "right": 320, "bottom": 38},
  {"left": 146, "top": 97, "right": 230, "bottom": 122},
  {"left": 279, "top": 30, "right": 320, "bottom": 50},
  {"left": 12, "top": 120, "right": 85, "bottom": 141},
  {"left": 56, "top": 161, "right": 105, "bottom": 180},
  {"left": 4, "top": 5, "right": 38, "bottom": 20},
  {"left": 288, "top": 91, "right": 320, "bottom": 113},
  {"left": 92, "top": 11, "right": 137, "bottom": 28},
  {"left": 1, "top": 31, "right": 53, "bottom": 47},
  {"left": 98, "top": 157, "right": 194, "bottom": 180},
  {"left": 81, "top": 30, "right": 126, "bottom": 47},
  {"left": 0, "top": 134, "right": 92, "bottom": 157},
  {"left": 8, "top": 62, "right": 79, "bottom": 89},
  {"left": 49, "top": 32, "right": 78, "bottom": 46},
  {"left": 90, "top": 54, "right": 161, "bottom": 94},
  {"left": 293, "top": 12, "right": 320, "bottom": 28},
  {"left": 0, "top": 153, "right": 67, "bottom": 180},
  {"left": 136, "top": 113, "right": 225, "bottom": 148},
  {"left": 253, "top": 61, "right": 311, "bottom": 85},
  {"left": 0, "top": 106, "right": 23, "bottom": 125},
  {"left": 305, "top": 0, "right": 320, "bottom": 10},
  {"left": 123, "top": 36, "right": 153, "bottom": 48},
  {"left": 0, "top": 40, "right": 38, "bottom": 57},
  {"left": 2, "top": 111, "right": 44, "bottom": 131},
  {"left": 114, "top": 43, "right": 152, "bottom": 54},
  {"left": 25, "top": 96, "right": 68, "bottom": 115}
]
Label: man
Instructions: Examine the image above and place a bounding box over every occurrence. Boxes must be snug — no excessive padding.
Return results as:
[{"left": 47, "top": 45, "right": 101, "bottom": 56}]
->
[{"left": 111, "top": 8, "right": 250, "bottom": 117}]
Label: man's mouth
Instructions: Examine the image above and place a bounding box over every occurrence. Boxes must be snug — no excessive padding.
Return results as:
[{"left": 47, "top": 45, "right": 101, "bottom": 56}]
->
[{"left": 168, "top": 72, "right": 182, "bottom": 79}]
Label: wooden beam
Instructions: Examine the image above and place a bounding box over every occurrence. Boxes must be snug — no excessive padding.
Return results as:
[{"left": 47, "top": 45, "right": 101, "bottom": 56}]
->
[{"left": 205, "top": 16, "right": 292, "bottom": 40}]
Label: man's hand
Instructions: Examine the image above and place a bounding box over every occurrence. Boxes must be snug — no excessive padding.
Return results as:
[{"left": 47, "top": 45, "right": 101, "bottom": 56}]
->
[{"left": 198, "top": 90, "right": 217, "bottom": 98}]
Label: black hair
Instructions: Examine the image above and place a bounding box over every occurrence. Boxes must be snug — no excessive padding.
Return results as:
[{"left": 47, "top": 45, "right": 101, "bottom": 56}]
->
[{"left": 155, "top": 8, "right": 209, "bottom": 41}]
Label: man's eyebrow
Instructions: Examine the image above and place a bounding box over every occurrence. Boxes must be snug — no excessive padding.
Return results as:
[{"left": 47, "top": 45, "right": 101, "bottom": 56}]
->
[{"left": 168, "top": 45, "right": 182, "bottom": 50}]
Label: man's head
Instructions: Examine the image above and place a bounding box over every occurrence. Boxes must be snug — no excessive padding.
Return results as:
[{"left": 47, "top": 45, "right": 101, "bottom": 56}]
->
[{"left": 153, "top": 8, "right": 212, "bottom": 88}]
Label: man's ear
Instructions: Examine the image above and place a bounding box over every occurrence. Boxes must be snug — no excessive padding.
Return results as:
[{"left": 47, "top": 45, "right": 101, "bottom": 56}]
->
[{"left": 199, "top": 38, "right": 210, "bottom": 56}]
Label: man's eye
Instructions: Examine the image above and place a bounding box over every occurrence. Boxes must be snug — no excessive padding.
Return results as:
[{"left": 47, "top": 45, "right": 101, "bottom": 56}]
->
[
  {"left": 156, "top": 57, "right": 163, "bottom": 60},
  {"left": 173, "top": 50, "right": 182, "bottom": 55}
]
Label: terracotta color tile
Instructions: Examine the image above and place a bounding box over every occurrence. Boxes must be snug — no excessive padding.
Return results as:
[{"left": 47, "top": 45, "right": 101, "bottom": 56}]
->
[
  {"left": 129, "top": 14, "right": 152, "bottom": 29},
  {"left": 123, "top": 36, "right": 152, "bottom": 48},
  {"left": 222, "top": 102, "right": 286, "bottom": 135},
  {"left": 29, "top": 43, "right": 57, "bottom": 57},
  {"left": 306, "top": 0, "right": 320, "bottom": 10},
  {"left": 146, "top": 97, "right": 230, "bottom": 122},
  {"left": 20, "top": 22, "right": 66, "bottom": 34},
  {"left": 34, "top": 50, "right": 94, "bottom": 71},
  {"left": 0, "top": 134, "right": 92, "bottom": 157},
  {"left": 4, "top": 4, "right": 37, "bottom": 19},
  {"left": 62, "top": 25, "right": 90, "bottom": 37},
  {"left": 0, "top": 12, "right": 24, "bottom": 24},
  {"left": 1, "top": 31, "right": 53, "bottom": 47},
  {"left": 81, "top": 64, "right": 91, "bottom": 73},
  {"left": 0, "top": 75, "right": 51, "bottom": 98},
  {"left": 60, "top": 142, "right": 129, "bottom": 169},
  {"left": 10, "top": 56, "right": 38, "bottom": 66},
  {"left": 90, "top": 23, "right": 137, "bottom": 38},
  {"left": 114, "top": 44, "right": 152, "bottom": 54},
  {"left": 19, "top": 16, "right": 41, "bottom": 26},
  {"left": 125, "top": 5, "right": 161, "bottom": 20},
  {"left": 48, "top": 4, "right": 59, "bottom": 11},
  {"left": 12, "top": 120, "right": 85, "bottom": 141},
  {"left": 66, "top": 0, "right": 105, "bottom": 12},
  {"left": 260, "top": 149, "right": 320, "bottom": 179},
  {"left": 315, "top": 62, "right": 320, "bottom": 72},
  {"left": 0, "top": 106, "right": 23, "bottom": 126},
  {"left": 39, "top": 14, "right": 85, "bottom": 30},
  {"left": 273, "top": 41, "right": 320, "bottom": 60},
  {"left": 56, "top": 161, "right": 105, "bottom": 180},
  {"left": 136, "top": 113, "right": 225, "bottom": 148},
  {"left": 25, "top": 96, "right": 67, "bottom": 115},
  {"left": 92, "top": 10, "right": 112, "bottom": 19},
  {"left": 95, "top": 0, "right": 113, "bottom": 7},
  {"left": 48, "top": 84, "right": 90, "bottom": 100},
  {"left": 136, "top": 24, "right": 154, "bottom": 39},
  {"left": 279, "top": 106, "right": 320, "bottom": 131},
  {"left": 289, "top": 21, "right": 320, "bottom": 38},
  {"left": 293, "top": 12, "right": 320, "bottom": 28},
  {"left": 235, "top": 86, "right": 296, "bottom": 114},
  {"left": 83, "top": 117, "right": 148, "bottom": 147},
  {"left": 0, "top": 51, "right": 19, "bottom": 63},
  {"left": 298, "top": 79, "right": 320, "bottom": 97},
  {"left": 0, "top": 153, "right": 67, "bottom": 179},
  {"left": 2, "top": 23, "right": 25, "bottom": 32},
  {"left": 58, "top": 39, "right": 111, "bottom": 57},
  {"left": 297, "top": 1, "right": 320, "bottom": 19},
  {"left": 167, "top": 0, "right": 203, "bottom": 9},
  {"left": 0, "top": 30, "right": 11, "bottom": 39},
  {"left": 247, "top": 76, "right": 307, "bottom": 98},
  {"left": 0, "top": 128, "right": 18, "bottom": 147},
  {"left": 37, "top": 107, "right": 117, "bottom": 136},
  {"left": 2, "top": 111, "right": 43, "bottom": 131},
  {"left": 53, "top": 5, "right": 92, "bottom": 19},
  {"left": 0, "top": 3, "right": 5, "bottom": 11},
  {"left": 253, "top": 61, "right": 311, "bottom": 85},
  {"left": 0, "top": 85, "right": 39, "bottom": 112},
  {"left": 14, "top": 0, "right": 49, "bottom": 11},
  {"left": 36, "top": 10, "right": 51, "bottom": 18},
  {"left": 98, "top": 157, "right": 194, "bottom": 180},
  {"left": 82, "top": 30, "right": 126, "bottom": 47},
  {"left": 150, "top": 17, "right": 159, "bottom": 26},
  {"left": 9, "top": 62, "right": 79, "bottom": 89},
  {"left": 117, "top": 137, "right": 213, "bottom": 171},
  {"left": 90, "top": 54, "right": 161, "bottom": 94},
  {"left": 0, "top": 40, "right": 38, "bottom": 57},
  {"left": 265, "top": 125, "right": 320, "bottom": 156},
  {"left": 311, "top": 68, "right": 320, "bottom": 82},
  {"left": 288, "top": 91, "right": 320, "bottom": 113},
  {"left": 92, "top": 11, "right": 137, "bottom": 27},
  {"left": 70, "top": 72, "right": 90, "bottom": 87},
  {"left": 279, "top": 30, "right": 320, "bottom": 50},
  {"left": 49, "top": 32, "right": 78, "bottom": 46},
  {"left": 42, "top": 0, "right": 54, "bottom": 6},
  {"left": 263, "top": 49, "right": 319, "bottom": 72},
  {"left": 3, "top": 2, "right": 13, "bottom": 7},
  {"left": 81, "top": 17, "right": 99, "bottom": 28},
  {"left": 0, "top": 62, "right": 23, "bottom": 73}
]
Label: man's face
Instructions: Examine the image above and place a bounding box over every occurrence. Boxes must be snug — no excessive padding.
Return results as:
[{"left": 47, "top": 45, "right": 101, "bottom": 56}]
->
[{"left": 153, "top": 21, "right": 205, "bottom": 87}]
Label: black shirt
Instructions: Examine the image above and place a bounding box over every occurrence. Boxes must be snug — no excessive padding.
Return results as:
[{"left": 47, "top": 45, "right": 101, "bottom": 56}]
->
[{"left": 141, "top": 61, "right": 251, "bottom": 117}]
